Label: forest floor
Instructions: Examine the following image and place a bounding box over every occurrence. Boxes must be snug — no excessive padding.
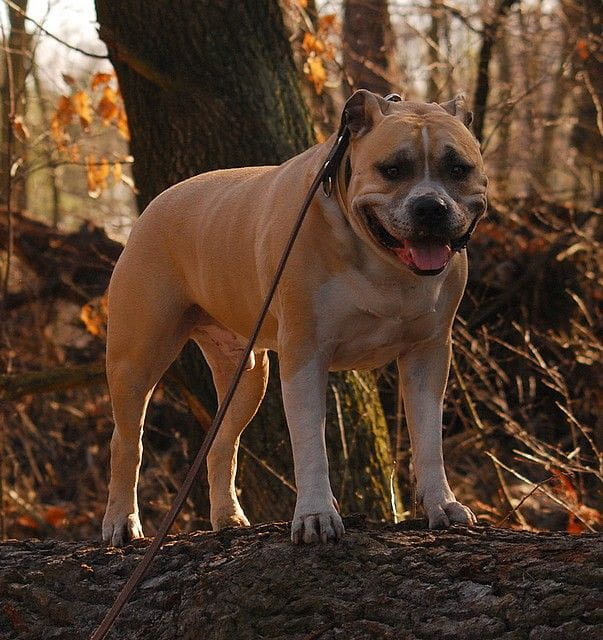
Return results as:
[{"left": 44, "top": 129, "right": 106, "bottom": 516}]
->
[{"left": 1, "top": 517, "right": 601, "bottom": 639}]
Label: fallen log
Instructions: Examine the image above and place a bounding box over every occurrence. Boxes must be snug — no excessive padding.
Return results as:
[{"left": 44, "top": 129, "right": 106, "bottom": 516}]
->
[
  {"left": 0, "top": 519, "right": 601, "bottom": 639},
  {"left": 0, "top": 361, "right": 106, "bottom": 400},
  {"left": 0, "top": 210, "right": 122, "bottom": 307}
]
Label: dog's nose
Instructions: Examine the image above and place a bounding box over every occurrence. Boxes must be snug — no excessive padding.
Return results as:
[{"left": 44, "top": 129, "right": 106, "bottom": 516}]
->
[{"left": 412, "top": 195, "right": 448, "bottom": 222}]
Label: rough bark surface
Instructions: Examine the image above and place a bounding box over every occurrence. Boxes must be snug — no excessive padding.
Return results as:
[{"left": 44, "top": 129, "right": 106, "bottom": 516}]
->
[
  {"left": 94, "top": 0, "right": 314, "bottom": 211},
  {"left": 1, "top": 520, "right": 601, "bottom": 639}
]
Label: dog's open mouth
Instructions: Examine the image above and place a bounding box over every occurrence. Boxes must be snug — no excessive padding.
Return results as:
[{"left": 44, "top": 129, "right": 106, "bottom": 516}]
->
[{"left": 364, "top": 208, "right": 452, "bottom": 276}]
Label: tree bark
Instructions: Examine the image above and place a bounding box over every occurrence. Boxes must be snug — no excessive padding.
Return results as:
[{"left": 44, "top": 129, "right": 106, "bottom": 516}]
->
[
  {"left": 562, "top": 0, "right": 603, "bottom": 205},
  {"left": 472, "top": 0, "right": 520, "bottom": 143},
  {"left": 0, "top": 0, "right": 29, "bottom": 211},
  {"left": 342, "top": 0, "right": 398, "bottom": 96},
  {"left": 1, "top": 521, "right": 601, "bottom": 638},
  {"left": 94, "top": 0, "right": 399, "bottom": 527},
  {"left": 426, "top": 0, "right": 443, "bottom": 102}
]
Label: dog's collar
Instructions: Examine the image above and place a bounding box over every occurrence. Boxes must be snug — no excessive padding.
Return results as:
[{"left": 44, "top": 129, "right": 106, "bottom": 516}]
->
[{"left": 320, "top": 92, "right": 481, "bottom": 254}]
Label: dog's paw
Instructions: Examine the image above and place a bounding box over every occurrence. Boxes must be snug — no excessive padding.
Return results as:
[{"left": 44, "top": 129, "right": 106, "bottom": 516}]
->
[
  {"left": 423, "top": 497, "right": 476, "bottom": 529},
  {"left": 102, "top": 512, "right": 144, "bottom": 547},
  {"left": 291, "top": 505, "right": 345, "bottom": 544},
  {"left": 211, "top": 509, "right": 250, "bottom": 531}
]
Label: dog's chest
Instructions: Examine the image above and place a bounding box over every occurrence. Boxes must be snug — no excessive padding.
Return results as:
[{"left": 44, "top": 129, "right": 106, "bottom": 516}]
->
[{"left": 315, "top": 270, "right": 444, "bottom": 370}]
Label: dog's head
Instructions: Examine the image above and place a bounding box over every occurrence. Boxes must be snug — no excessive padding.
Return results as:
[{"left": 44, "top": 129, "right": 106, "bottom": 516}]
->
[{"left": 338, "top": 89, "right": 488, "bottom": 275}]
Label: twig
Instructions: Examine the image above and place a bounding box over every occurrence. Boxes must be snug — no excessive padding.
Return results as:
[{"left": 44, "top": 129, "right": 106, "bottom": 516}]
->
[
  {"left": 450, "top": 351, "right": 487, "bottom": 431},
  {"left": 1, "top": 0, "right": 108, "bottom": 59},
  {"left": 485, "top": 452, "right": 596, "bottom": 532},
  {"left": 239, "top": 443, "right": 297, "bottom": 494},
  {"left": 331, "top": 383, "right": 350, "bottom": 501},
  {"left": 578, "top": 70, "right": 603, "bottom": 136},
  {"left": 495, "top": 475, "right": 558, "bottom": 527},
  {"left": 491, "top": 456, "right": 530, "bottom": 528}
]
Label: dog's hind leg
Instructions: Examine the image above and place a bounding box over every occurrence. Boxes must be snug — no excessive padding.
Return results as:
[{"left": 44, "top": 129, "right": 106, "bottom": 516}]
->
[
  {"left": 102, "top": 271, "right": 194, "bottom": 546},
  {"left": 194, "top": 331, "right": 269, "bottom": 530}
]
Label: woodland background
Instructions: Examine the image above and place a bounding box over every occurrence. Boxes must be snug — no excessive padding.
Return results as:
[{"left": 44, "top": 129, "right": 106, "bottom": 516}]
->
[{"left": 0, "top": 0, "right": 600, "bottom": 544}]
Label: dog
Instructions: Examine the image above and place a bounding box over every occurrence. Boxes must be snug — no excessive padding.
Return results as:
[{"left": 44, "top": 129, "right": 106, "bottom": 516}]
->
[{"left": 102, "top": 89, "right": 487, "bottom": 546}]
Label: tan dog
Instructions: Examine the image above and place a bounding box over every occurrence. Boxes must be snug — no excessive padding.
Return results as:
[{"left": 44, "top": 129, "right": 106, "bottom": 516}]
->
[{"left": 102, "top": 90, "right": 487, "bottom": 546}]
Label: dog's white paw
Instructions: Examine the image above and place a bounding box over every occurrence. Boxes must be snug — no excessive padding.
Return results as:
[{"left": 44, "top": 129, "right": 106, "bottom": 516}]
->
[
  {"left": 291, "top": 504, "right": 345, "bottom": 544},
  {"left": 422, "top": 494, "right": 476, "bottom": 529},
  {"left": 102, "top": 512, "right": 144, "bottom": 547}
]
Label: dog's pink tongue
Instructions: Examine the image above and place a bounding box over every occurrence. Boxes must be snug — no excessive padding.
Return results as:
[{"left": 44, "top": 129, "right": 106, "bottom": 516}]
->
[{"left": 407, "top": 241, "right": 451, "bottom": 271}]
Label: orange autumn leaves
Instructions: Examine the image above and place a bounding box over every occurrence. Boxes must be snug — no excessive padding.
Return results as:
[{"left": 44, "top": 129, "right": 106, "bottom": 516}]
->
[
  {"left": 301, "top": 13, "right": 337, "bottom": 95},
  {"left": 51, "top": 71, "right": 130, "bottom": 197}
]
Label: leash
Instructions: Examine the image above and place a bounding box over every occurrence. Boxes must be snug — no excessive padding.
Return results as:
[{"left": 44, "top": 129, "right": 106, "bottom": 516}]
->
[
  {"left": 90, "top": 92, "right": 482, "bottom": 639},
  {"left": 89, "top": 111, "right": 355, "bottom": 640}
]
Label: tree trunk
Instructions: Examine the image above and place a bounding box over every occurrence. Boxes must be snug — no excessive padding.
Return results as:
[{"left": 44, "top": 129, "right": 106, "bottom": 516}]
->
[
  {"left": 426, "top": 0, "right": 442, "bottom": 102},
  {"left": 562, "top": 0, "right": 603, "bottom": 206},
  {"left": 491, "top": 25, "right": 512, "bottom": 201},
  {"left": 1, "top": 521, "right": 601, "bottom": 638},
  {"left": 0, "top": 0, "right": 29, "bottom": 211},
  {"left": 342, "top": 0, "right": 398, "bottom": 96},
  {"left": 472, "top": 0, "right": 520, "bottom": 144},
  {"left": 95, "top": 0, "right": 399, "bottom": 528}
]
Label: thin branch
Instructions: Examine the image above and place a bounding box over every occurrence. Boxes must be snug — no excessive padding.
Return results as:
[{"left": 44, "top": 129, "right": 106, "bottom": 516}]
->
[
  {"left": 495, "top": 475, "right": 557, "bottom": 527},
  {"left": 485, "top": 452, "right": 596, "bottom": 533},
  {"left": 1, "top": 0, "right": 108, "bottom": 59}
]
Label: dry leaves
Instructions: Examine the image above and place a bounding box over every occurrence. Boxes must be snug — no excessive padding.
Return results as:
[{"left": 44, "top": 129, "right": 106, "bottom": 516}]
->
[
  {"left": 301, "top": 13, "right": 337, "bottom": 95},
  {"left": 50, "top": 71, "right": 131, "bottom": 196},
  {"left": 80, "top": 295, "right": 108, "bottom": 336}
]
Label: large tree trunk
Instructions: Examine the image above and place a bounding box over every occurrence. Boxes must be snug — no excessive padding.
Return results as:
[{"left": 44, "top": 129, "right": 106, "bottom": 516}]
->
[
  {"left": 342, "top": 0, "right": 398, "bottom": 96},
  {"left": 1, "top": 521, "right": 601, "bottom": 638},
  {"left": 95, "top": 0, "right": 399, "bottom": 529}
]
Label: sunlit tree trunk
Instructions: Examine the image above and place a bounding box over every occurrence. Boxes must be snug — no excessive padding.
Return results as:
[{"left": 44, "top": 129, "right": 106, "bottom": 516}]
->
[
  {"left": 342, "top": 0, "right": 398, "bottom": 96},
  {"left": 95, "top": 0, "right": 399, "bottom": 529},
  {"left": 426, "top": 0, "right": 442, "bottom": 102}
]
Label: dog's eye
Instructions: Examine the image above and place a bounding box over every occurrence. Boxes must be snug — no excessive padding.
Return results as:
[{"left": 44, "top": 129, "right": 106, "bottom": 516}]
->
[
  {"left": 449, "top": 164, "right": 472, "bottom": 180},
  {"left": 385, "top": 166, "right": 400, "bottom": 179},
  {"left": 379, "top": 163, "right": 412, "bottom": 181}
]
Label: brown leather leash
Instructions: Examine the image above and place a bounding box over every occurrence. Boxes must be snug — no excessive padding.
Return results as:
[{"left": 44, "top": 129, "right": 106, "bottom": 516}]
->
[{"left": 89, "top": 107, "right": 361, "bottom": 640}]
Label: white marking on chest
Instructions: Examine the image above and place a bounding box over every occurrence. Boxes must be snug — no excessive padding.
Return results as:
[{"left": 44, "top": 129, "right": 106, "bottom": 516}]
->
[{"left": 422, "top": 126, "right": 431, "bottom": 180}]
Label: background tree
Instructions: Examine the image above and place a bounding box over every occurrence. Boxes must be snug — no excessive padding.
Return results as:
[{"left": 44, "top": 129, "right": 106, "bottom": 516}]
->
[
  {"left": 1, "top": 0, "right": 29, "bottom": 211},
  {"left": 342, "top": 0, "right": 398, "bottom": 95},
  {"left": 94, "top": 0, "right": 399, "bottom": 530}
]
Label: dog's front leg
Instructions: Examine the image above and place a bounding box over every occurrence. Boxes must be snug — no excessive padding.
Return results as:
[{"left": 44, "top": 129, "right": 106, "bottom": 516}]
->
[
  {"left": 279, "top": 352, "right": 344, "bottom": 544},
  {"left": 397, "top": 341, "right": 476, "bottom": 528}
]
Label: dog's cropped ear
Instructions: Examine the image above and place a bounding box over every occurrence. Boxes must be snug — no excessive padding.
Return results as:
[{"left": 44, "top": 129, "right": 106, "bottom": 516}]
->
[
  {"left": 343, "top": 89, "right": 388, "bottom": 138},
  {"left": 439, "top": 94, "right": 473, "bottom": 129}
]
